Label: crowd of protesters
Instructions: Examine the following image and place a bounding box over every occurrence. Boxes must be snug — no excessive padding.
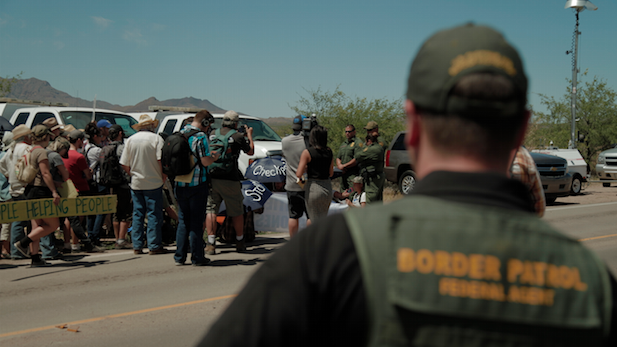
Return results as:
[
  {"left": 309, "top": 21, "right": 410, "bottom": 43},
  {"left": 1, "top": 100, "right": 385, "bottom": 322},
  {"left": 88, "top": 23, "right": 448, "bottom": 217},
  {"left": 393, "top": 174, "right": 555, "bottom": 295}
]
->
[{"left": 0, "top": 109, "right": 256, "bottom": 267}]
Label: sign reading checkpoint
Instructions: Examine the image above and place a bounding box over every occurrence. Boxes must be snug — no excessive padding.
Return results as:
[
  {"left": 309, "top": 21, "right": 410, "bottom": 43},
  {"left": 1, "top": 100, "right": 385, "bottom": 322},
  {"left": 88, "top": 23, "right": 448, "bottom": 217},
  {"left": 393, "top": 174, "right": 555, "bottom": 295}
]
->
[{"left": 0, "top": 195, "right": 117, "bottom": 224}]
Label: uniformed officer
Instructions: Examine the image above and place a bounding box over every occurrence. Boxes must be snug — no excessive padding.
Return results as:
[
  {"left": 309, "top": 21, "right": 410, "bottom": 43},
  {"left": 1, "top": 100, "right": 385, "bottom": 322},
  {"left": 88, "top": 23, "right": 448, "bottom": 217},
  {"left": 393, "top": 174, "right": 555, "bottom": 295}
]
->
[
  {"left": 336, "top": 124, "right": 364, "bottom": 191},
  {"left": 201, "top": 24, "right": 617, "bottom": 347},
  {"left": 363, "top": 121, "right": 386, "bottom": 149},
  {"left": 355, "top": 133, "right": 385, "bottom": 203}
]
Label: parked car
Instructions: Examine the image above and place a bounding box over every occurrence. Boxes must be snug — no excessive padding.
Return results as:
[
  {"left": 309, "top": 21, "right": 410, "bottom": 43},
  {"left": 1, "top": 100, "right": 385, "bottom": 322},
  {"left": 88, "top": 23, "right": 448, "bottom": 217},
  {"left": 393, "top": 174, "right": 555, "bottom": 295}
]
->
[
  {"left": 385, "top": 131, "right": 572, "bottom": 203},
  {"left": 384, "top": 131, "right": 416, "bottom": 195},
  {"left": 596, "top": 145, "right": 617, "bottom": 187},
  {"left": 156, "top": 113, "right": 282, "bottom": 176},
  {"left": 529, "top": 152, "right": 572, "bottom": 204},
  {"left": 10, "top": 107, "right": 138, "bottom": 136},
  {"left": 532, "top": 147, "right": 589, "bottom": 194}
]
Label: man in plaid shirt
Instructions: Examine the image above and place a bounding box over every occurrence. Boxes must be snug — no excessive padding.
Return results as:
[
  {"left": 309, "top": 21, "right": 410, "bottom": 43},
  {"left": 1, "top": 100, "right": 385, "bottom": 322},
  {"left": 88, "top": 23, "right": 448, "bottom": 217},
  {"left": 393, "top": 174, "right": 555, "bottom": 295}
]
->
[{"left": 173, "top": 110, "right": 220, "bottom": 266}]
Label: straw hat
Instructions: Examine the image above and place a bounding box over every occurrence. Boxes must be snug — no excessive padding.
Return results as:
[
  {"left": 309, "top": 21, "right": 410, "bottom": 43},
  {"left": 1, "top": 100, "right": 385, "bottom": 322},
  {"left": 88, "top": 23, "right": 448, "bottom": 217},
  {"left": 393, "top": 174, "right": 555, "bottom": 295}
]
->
[
  {"left": 42, "top": 117, "right": 63, "bottom": 131},
  {"left": 12, "top": 125, "right": 32, "bottom": 140},
  {"left": 132, "top": 114, "right": 159, "bottom": 131}
]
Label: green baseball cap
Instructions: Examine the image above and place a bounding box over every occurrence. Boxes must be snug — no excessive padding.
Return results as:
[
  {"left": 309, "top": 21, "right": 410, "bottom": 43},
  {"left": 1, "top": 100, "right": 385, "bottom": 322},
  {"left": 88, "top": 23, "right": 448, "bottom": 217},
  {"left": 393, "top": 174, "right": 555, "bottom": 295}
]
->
[{"left": 406, "top": 23, "right": 528, "bottom": 118}]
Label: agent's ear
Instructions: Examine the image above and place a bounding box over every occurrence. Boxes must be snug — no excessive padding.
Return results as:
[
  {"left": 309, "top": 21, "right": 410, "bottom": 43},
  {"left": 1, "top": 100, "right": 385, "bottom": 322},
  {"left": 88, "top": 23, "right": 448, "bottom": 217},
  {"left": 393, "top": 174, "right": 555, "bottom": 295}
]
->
[
  {"left": 514, "top": 109, "right": 531, "bottom": 149},
  {"left": 405, "top": 100, "right": 421, "bottom": 149}
]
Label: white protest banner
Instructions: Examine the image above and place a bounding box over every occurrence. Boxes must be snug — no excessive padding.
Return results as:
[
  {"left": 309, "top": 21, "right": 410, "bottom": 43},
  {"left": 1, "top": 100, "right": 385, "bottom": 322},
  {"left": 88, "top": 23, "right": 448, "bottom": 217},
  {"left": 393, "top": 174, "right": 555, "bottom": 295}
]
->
[{"left": 0, "top": 195, "right": 117, "bottom": 224}]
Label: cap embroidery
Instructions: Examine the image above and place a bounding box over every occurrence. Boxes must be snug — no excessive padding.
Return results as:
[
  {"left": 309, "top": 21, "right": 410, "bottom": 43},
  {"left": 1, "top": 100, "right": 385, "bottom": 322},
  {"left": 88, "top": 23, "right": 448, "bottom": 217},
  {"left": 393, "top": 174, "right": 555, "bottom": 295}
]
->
[{"left": 449, "top": 50, "right": 516, "bottom": 77}]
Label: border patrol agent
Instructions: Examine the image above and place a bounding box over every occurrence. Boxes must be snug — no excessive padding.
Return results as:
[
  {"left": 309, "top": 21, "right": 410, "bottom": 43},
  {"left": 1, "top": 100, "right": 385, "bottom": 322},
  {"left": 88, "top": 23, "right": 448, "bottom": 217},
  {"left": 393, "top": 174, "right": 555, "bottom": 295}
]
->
[
  {"left": 356, "top": 133, "right": 385, "bottom": 203},
  {"left": 336, "top": 124, "right": 364, "bottom": 191},
  {"left": 201, "top": 24, "right": 617, "bottom": 347}
]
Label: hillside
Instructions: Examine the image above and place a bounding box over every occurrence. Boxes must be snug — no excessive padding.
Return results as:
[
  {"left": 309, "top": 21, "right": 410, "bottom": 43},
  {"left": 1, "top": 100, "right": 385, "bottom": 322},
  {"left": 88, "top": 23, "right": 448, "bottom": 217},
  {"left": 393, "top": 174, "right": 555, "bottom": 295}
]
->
[{"left": 6, "top": 78, "right": 224, "bottom": 115}]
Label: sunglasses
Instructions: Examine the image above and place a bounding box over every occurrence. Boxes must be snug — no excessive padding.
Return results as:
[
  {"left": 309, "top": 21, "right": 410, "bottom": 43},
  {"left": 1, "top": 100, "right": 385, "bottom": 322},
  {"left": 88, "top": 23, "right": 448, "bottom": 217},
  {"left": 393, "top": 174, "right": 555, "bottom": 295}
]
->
[{"left": 345, "top": 130, "right": 354, "bottom": 133}]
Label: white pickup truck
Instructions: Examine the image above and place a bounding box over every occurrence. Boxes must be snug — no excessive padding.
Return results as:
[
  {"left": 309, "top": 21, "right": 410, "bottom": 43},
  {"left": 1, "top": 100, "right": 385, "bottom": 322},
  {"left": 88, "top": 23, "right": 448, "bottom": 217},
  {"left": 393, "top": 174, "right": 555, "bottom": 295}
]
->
[
  {"left": 156, "top": 113, "right": 282, "bottom": 176},
  {"left": 9, "top": 106, "right": 138, "bottom": 136},
  {"left": 531, "top": 147, "right": 590, "bottom": 194}
]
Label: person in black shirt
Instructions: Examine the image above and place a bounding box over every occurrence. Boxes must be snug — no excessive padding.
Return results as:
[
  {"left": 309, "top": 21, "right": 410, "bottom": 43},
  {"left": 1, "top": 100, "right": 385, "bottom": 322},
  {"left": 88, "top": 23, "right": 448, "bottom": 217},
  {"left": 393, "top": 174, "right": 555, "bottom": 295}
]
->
[{"left": 296, "top": 125, "right": 334, "bottom": 222}]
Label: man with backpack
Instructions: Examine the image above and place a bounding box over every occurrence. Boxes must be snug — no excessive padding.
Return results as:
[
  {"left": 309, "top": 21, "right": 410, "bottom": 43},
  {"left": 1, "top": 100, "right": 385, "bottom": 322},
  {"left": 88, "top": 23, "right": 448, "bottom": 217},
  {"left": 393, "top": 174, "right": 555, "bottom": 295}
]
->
[
  {"left": 100, "top": 124, "right": 132, "bottom": 249},
  {"left": 171, "top": 110, "right": 219, "bottom": 266},
  {"left": 205, "top": 110, "right": 254, "bottom": 254}
]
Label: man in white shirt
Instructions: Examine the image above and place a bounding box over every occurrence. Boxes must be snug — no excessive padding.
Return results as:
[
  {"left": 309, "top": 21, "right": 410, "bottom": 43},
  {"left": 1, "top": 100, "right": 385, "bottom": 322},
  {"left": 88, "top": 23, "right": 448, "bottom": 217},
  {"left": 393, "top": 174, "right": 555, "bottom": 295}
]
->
[{"left": 120, "top": 114, "right": 167, "bottom": 255}]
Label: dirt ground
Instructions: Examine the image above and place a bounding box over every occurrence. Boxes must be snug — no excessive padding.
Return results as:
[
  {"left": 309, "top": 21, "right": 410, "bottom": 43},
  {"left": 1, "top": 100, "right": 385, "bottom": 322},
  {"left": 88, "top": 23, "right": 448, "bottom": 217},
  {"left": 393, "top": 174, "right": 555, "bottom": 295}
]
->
[{"left": 553, "top": 182, "right": 617, "bottom": 206}]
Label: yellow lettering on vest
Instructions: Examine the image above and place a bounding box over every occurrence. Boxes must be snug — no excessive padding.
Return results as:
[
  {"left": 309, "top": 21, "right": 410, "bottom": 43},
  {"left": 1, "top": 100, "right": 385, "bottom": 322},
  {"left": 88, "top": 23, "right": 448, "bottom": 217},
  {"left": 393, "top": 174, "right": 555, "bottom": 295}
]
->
[
  {"left": 466, "top": 280, "right": 482, "bottom": 299},
  {"left": 484, "top": 255, "right": 501, "bottom": 281},
  {"left": 520, "top": 261, "right": 537, "bottom": 285},
  {"left": 397, "top": 248, "right": 415, "bottom": 273},
  {"left": 507, "top": 285, "right": 555, "bottom": 306},
  {"left": 534, "top": 262, "right": 547, "bottom": 286},
  {"left": 546, "top": 264, "right": 560, "bottom": 288},
  {"left": 507, "top": 285, "right": 521, "bottom": 303},
  {"left": 559, "top": 265, "right": 576, "bottom": 289},
  {"left": 507, "top": 258, "right": 523, "bottom": 283},
  {"left": 434, "top": 250, "right": 452, "bottom": 276},
  {"left": 451, "top": 252, "right": 468, "bottom": 277},
  {"left": 468, "top": 254, "right": 484, "bottom": 280},
  {"left": 572, "top": 268, "right": 588, "bottom": 291},
  {"left": 416, "top": 249, "right": 435, "bottom": 274}
]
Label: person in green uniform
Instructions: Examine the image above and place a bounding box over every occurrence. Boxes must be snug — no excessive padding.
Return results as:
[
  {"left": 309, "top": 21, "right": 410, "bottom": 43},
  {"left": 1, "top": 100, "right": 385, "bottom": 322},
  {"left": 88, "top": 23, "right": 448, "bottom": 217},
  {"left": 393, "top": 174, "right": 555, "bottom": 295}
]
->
[
  {"left": 201, "top": 24, "right": 617, "bottom": 347},
  {"left": 363, "top": 121, "right": 387, "bottom": 149},
  {"left": 355, "top": 133, "right": 384, "bottom": 203},
  {"left": 336, "top": 124, "right": 364, "bottom": 191}
]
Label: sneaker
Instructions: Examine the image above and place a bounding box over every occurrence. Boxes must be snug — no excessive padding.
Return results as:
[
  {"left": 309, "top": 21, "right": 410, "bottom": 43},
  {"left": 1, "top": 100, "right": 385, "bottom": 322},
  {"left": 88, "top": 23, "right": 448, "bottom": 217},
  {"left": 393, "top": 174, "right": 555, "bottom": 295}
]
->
[
  {"left": 114, "top": 242, "right": 132, "bottom": 250},
  {"left": 43, "top": 254, "right": 64, "bottom": 261},
  {"left": 175, "top": 261, "right": 186, "bottom": 266},
  {"left": 149, "top": 248, "right": 169, "bottom": 255},
  {"left": 134, "top": 249, "right": 145, "bottom": 255},
  {"left": 30, "top": 258, "right": 51, "bottom": 268},
  {"left": 13, "top": 242, "right": 30, "bottom": 258},
  {"left": 84, "top": 243, "right": 106, "bottom": 253},
  {"left": 236, "top": 238, "right": 246, "bottom": 253},
  {"left": 192, "top": 258, "right": 211, "bottom": 266},
  {"left": 71, "top": 245, "right": 82, "bottom": 253},
  {"left": 205, "top": 243, "right": 216, "bottom": 255}
]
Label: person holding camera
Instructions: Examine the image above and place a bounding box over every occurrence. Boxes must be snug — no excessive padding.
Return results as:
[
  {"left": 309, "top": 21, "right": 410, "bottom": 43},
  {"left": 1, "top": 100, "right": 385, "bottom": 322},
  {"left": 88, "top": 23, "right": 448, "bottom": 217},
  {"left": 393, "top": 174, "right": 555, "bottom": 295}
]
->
[
  {"left": 205, "top": 110, "right": 254, "bottom": 254},
  {"left": 355, "top": 133, "right": 385, "bottom": 203}
]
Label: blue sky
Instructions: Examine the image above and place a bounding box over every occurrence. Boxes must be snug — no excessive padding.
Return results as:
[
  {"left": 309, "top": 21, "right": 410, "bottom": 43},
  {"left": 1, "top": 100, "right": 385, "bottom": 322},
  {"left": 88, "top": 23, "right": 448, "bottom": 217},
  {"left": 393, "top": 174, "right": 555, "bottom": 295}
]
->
[{"left": 1, "top": 0, "right": 616, "bottom": 118}]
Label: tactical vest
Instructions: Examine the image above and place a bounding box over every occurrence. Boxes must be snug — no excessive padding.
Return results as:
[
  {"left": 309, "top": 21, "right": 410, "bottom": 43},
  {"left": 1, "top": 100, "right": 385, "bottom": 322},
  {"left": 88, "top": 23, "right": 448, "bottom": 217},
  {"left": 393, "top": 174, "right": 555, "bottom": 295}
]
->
[{"left": 345, "top": 196, "right": 612, "bottom": 347}]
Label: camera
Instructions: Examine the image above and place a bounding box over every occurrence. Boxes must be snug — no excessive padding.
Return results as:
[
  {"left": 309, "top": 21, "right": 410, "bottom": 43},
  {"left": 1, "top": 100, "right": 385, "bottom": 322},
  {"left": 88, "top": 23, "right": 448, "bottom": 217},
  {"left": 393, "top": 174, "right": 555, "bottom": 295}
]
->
[
  {"left": 238, "top": 124, "right": 247, "bottom": 134},
  {"left": 301, "top": 114, "right": 318, "bottom": 137}
]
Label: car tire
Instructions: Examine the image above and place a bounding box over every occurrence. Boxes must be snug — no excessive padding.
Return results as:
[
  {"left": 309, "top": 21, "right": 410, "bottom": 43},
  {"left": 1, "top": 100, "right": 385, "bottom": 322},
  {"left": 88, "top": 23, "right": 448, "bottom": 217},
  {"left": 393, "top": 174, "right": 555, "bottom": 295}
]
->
[
  {"left": 603, "top": 182, "right": 611, "bottom": 187},
  {"left": 570, "top": 175, "right": 582, "bottom": 195},
  {"left": 398, "top": 170, "right": 417, "bottom": 195}
]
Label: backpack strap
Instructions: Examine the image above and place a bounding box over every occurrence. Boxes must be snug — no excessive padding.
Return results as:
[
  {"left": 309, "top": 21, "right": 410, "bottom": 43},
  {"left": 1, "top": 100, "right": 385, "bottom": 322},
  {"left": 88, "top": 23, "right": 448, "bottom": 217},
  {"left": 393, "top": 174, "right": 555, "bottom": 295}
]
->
[{"left": 184, "top": 129, "right": 202, "bottom": 168}]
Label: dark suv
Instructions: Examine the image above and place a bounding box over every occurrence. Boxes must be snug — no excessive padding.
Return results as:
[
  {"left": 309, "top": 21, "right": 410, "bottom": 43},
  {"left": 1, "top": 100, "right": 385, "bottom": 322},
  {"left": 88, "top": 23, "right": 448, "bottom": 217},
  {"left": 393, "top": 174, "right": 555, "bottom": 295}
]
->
[
  {"left": 384, "top": 131, "right": 416, "bottom": 195},
  {"left": 384, "top": 131, "right": 572, "bottom": 203}
]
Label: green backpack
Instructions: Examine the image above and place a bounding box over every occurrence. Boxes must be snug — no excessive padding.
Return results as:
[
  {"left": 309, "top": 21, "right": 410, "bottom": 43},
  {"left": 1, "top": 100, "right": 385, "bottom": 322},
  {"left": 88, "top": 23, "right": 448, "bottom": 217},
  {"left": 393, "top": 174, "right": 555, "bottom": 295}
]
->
[{"left": 208, "top": 128, "right": 237, "bottom": 175}]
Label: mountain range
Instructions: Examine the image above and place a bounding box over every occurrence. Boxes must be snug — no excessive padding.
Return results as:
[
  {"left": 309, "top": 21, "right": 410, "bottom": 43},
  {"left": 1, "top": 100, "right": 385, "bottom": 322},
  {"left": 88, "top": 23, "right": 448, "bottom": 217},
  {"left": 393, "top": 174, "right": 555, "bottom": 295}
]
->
[
  {"left": 5, "top": 78, "right": 227, "bottom": 114},
  {"left": 3, "top": 78, "right": 291, "bottom": 128}
]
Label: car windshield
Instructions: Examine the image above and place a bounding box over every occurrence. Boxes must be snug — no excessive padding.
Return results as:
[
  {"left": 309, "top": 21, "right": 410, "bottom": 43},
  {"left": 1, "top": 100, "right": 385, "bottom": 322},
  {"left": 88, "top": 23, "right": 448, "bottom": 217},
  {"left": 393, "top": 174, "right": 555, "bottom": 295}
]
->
[
  {"left": 211, "top": 118, "right": 281, "bottom": 141},
  {"left": 60, "top": 111, "right": 138, "bottom": 136}
]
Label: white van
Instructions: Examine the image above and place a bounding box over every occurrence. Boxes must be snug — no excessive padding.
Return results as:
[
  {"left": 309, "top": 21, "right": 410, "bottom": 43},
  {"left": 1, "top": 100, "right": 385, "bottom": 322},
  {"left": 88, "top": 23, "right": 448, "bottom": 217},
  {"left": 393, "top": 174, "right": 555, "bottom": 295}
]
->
[
  {"left": 10, "top": 107, "right": 139, "bottom": 137},
  {"left": 157, "top": 113, "right": 282, "bottom": 176},
  {"left": 531, "top": 147, "right": 590, "bottom": 194}
]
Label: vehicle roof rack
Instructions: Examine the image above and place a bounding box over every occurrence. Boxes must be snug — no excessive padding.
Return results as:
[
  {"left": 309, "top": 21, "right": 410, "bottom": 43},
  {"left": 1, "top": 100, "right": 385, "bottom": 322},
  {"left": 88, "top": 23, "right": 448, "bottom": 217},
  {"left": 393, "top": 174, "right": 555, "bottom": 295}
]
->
[{"left": 148, "top": 105, "right": 202, "bottom": 113}]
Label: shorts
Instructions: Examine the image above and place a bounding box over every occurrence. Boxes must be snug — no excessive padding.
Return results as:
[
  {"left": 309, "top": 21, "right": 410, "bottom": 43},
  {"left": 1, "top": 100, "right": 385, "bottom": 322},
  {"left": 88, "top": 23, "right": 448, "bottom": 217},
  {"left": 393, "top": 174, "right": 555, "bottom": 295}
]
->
[
  {"left": 287, "top": 190, "right": 309, "bottom": 220},
  {"left": 206, "top": 179, "right": 244, "bottom": 217},
  {"left": 110, "top": 186, "right": 132, "bottom": 222},
  {"left": 25, "top": 185, "right": 53, "bottom": 200}
]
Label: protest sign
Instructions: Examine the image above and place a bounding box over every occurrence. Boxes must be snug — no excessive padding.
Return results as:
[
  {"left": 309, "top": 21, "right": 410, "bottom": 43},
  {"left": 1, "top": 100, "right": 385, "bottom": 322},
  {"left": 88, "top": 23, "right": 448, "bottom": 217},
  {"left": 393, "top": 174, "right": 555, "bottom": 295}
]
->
[{"left": 0, "top": 195, "right": 117, "bottom": 224}]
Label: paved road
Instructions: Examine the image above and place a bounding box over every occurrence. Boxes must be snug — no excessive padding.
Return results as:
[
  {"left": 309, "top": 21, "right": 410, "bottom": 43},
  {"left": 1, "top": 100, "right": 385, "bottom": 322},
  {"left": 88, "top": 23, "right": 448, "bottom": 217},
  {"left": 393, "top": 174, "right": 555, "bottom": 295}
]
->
[
  {"left": 0, "top": 235, "right": 288, "bottom": 347},
  {"left": 1, "top": 201, "right": 617, "bottom": 346}
]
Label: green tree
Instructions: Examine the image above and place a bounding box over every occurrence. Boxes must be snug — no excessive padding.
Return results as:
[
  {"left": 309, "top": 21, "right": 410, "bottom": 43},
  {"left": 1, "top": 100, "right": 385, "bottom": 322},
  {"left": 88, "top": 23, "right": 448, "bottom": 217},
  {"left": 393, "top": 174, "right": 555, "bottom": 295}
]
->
[
  {"left": 527, "top": 75, "right": 617, "bottom": 171},
  {"left": 289, "top": 86, "right": 406, "bottom": 151},
  {"left": 0, "top": 72, "right": 23, "bottom": 97}
]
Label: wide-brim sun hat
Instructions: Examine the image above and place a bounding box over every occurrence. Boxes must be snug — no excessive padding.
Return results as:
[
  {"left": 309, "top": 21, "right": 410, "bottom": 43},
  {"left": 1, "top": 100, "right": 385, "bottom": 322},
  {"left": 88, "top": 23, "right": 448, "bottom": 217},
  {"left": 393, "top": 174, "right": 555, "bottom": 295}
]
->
[
  {"left": 132, "top": 114, "right": 159, "bottom": 130},
  {"left": 12, "top": 124, "right": 33, "bottom": 140}
]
